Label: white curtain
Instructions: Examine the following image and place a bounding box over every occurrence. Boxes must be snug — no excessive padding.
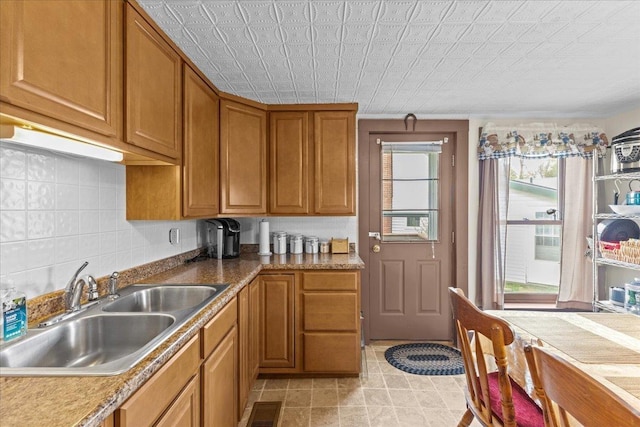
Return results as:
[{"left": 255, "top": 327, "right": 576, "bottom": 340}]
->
[
  {"left": 557, "top": 157, "right": 594, "bottom": 309},
  {"left": 476, "top": 158, "right": 510, "bottom": 310}
]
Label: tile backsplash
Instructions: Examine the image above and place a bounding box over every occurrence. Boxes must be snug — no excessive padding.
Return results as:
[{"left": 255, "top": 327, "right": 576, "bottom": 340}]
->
[{"left": 0, "top": 143, "right": 201, "bottom": 299}]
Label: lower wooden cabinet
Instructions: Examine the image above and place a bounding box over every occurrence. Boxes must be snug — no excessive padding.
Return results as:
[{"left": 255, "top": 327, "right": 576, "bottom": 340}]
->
[
  {"left": 258, "top": 270, "right": 361, "bottom": 375},
  {"left": 239, "top": 278, "right": 260, "bottom": 418},
  {"left": 155, "top": 375, "right": 200, "bottom": 427},
  {"left": 201, "top": 325, "right": 238, "bottom": 427},
  {"left": 259, "top": 274, "right": 296, "bottom": 370},
  {"left": 201, "top": 298, "right": 238, "bottom": 427},
  {"left": 115, "top": 335, "right": 200, "bottom": 426}
]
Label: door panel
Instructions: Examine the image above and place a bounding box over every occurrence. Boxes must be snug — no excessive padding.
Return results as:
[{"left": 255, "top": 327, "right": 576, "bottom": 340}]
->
[
  {"left": 418, "top": 261, "right": 441, "bottom": 313},
  {"left": 368, "top": 133, "right": 454, "bottom": 340},
  {"left": 380, "top": 260, "right": 404, "bottom": 313}
]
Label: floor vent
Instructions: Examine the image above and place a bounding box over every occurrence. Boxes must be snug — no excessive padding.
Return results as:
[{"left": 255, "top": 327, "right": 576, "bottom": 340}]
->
[{"left": 248, "top": 401, "right": 282, "bottom": 427}]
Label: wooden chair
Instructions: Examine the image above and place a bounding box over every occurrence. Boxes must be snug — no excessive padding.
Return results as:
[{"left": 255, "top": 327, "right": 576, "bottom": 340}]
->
[
  {"left": 448, "top": 287, "right": 544, "bottom": 427},
  {"left": 524, "top": 344, "right": 640, "bottom": 427}
]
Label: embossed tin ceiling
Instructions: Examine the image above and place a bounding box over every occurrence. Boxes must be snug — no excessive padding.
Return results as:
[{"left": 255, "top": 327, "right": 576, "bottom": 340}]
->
[{"left": 137, "top": 0, "right": 640, "bottom": 117}]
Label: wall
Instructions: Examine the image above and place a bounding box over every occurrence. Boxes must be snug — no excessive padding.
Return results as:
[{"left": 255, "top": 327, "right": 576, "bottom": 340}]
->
[
  {"left": 236, "top": 216, "right": 357, "bottom": 244},
  {"left": 0, "top": 143, "right": 201, "bottom": 299}
]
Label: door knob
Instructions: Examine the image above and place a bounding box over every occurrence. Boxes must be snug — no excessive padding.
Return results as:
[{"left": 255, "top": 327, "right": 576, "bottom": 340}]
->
[{"left": 372, "top": 244, "right": 381, "bottom": 253}]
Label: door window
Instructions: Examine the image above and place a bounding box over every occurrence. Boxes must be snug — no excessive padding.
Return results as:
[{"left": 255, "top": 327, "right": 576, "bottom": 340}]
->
[{"left": 380, "top": 142, "right": 441, "bottom": 242}]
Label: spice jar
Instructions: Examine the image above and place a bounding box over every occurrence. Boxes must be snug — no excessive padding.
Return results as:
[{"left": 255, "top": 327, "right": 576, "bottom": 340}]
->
[{"left": 320, "top": 240, "right": 330, "bottom": 253}]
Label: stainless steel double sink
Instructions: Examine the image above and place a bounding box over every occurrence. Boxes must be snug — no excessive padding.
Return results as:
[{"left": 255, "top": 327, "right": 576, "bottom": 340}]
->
[{"left": 0, "top": 283, "right": 229, "bottom": 376}]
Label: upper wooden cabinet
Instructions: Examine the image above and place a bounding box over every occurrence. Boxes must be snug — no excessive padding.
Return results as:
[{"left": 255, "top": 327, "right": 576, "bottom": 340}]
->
[
  {"left": 220, "top": 99, "right": 267, "bottom": 215},
  {"left": 126, "top": 66, "right": 218, "bottom": 220},
  {"left": 0, "top": 0, "right": 122, "bottom": 138},
  {"left": 125, "top": 4, "right": 182, "bottom": 160},
  {"left": 269, "top": 112, "right": 310, "bottom": 214},
  {"left": 182, "top": 65, "right": 219, "bottom": 218},
  {"left": 268, "top": 109, "right": 356, "bottom": 215},
  {"left": 314, "top": 111, "right": 356, "bottom": 215}
]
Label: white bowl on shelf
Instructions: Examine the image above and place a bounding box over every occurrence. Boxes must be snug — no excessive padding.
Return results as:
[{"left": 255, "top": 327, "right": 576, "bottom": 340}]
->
[{"left": 609, "top": 205, "right": 640, "bottom": 215}]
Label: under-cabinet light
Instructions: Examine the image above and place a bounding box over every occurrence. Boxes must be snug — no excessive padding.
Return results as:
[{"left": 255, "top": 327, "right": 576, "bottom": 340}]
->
[{"left": 0, "top": 125, "right": 123, "bottom": 162}]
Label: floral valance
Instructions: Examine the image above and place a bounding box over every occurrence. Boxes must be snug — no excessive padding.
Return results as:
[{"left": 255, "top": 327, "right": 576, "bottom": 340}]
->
[{"left": 478, "top": 122, "right": 608, "bottom": 160}]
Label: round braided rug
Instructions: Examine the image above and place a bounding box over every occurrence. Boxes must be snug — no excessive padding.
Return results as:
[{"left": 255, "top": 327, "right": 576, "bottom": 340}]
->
[{"left": 384, "top": 343, "right": 464, "bottom": 376}]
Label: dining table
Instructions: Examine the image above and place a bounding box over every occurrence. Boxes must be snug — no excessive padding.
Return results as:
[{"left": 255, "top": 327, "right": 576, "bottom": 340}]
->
[{"left": 486, "top": 310, "right": 640, "bottom": 414}]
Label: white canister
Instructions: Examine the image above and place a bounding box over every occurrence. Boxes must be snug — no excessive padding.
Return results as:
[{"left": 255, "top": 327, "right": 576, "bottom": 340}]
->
[
  {"left": 304, "top": 236, "right": 319, "bottom": 254},
  {"left": 290, "top": 234, "right": 303, "bottom": 254},
  {"left": 273, "top": 231, "right": 287, "bottom": 254}
]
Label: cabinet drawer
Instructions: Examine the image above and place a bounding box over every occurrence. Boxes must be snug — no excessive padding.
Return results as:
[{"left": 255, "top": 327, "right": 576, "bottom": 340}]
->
[
  {"left": 303, "top": 293, "right": 358, "bottom": 331},
  {"left": 302, "top": 272, "right": 358, "bottom": 291},
  {"left": 117, "top": 334, "right": 200, "bottom": 427},
  {"left": 303, "top": 332, "right": 360, "bottom": 373},
  {"left": 201, "top": 298, "right": 237, "bottom": 358}
]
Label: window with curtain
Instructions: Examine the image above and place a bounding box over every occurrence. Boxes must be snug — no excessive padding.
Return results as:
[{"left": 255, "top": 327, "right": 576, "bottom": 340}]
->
[{"left": 476, "top": 123, "right": 607, "bottom": 309}]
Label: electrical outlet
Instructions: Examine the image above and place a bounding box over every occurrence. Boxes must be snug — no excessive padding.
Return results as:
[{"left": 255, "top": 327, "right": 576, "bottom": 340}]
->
[{"left": 169, "top": 228, "right": 180, "bottom": 245}]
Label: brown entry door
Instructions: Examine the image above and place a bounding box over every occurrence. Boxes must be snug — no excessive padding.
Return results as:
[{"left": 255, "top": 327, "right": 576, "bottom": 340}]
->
[{"left": 367, "top": 133, "right": 454, "bottom": 341}]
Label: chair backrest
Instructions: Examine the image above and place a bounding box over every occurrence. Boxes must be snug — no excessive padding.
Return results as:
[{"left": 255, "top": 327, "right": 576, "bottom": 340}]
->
[
  {"left": 524, "top": 344, "right": 640, "bottom": 427},
  {"left": 448, "top": 287, "right": 518, "bottom": 426}
]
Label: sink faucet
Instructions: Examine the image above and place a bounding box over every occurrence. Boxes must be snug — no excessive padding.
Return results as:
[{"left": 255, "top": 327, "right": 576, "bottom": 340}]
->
[
  {"left": 65, "top": 262, "right": 88, "bottom": 312},
  {"left": 108, "top": 271, "right": 120, "bottom": 299}
]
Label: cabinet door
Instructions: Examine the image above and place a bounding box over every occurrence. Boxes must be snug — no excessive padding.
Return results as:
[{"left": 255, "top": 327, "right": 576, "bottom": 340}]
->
[
  {"left": 249, "top": 278, "right": 260, "bottom": 380},
  {"left": 201, "top": 326, "right": 238, "bottom": 427},
  {"left": 126, "top": 4, "right": 181, "bottom": 160},
  {"left": 155, "top": 375, "right": 200, "bottom": 427},
  {"left": 0, "top": 0, "right": 121, "bottom": 137},
  {"left": 259, "top": 274, "right": 295, "bottom": 368},
  {"left": 237, "top": 285, "right": 250, "bottom": 419},
  {"left": 269, "top": 111, "right": 310, "bottom": 214},
  {"left": 314, "top": 111, "right": 356, "bottom": 215},
  {"left": 183, "top": 66, "right": 219, "bottom": 218},
  {"left": 220, "top": 100, "right": 267, "bottom": 214}
]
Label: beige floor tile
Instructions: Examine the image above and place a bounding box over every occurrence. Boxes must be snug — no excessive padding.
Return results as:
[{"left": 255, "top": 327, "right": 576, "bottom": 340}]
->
[
  {"left": 387, "top": 389, "right": 420, "bottom": 408},
  {"left": 383, "top": 373, "right": 411, "bottom": 389},
  {"left": 430, "top": 376, "right": 462, "bottom": 392},
  {"left": 406, "top": 375, "right": 436, "bottom": 391},
  {"left": 395, "top": 406, "right": 429, "bottom": 427},
  {"left": 338, "top": 388, "right": 366, "bottom": 407},
  {"left": 252, "top": 378, "right": 266, "bottom": 391},
  {"left": 280, "top": 407, "right": 311, "bottom": 427},
  {"left": 313, "top": 378, "right": 338, "bottom": 389},
  {"left": 263, "top": 378, "right": 290, "bottom": 390},
  {"left": 360, "top": 373, "right": 386, "bottom": 389},
  {"left": 288, "top": 378, "right": 314, "bottom": 390},
  {"left": 439, "top": 390, "right": 468, "bottom": 411},
  {"left": 374, "top": 350, "right": 387, "bottom": 362},
  {"left": 379, "top": 362, "right": 403, "bottom": 374},
  {"left": 312, "top": 388, "right": 339, "bottom": 407},
  {"left": 310, "top": 407, "right": 340, "bottom": 426},
  {"left": 367, "top": 406, "right": 399, "bottom": 427},
  {"left": 339, "top": 406, "right": 370, "bottom": 427},
  {"left": 284, "top": 389, "right": 312, "bottom": 407},
  {"left": 413, "top": 390, "right": 447, "bottom": 409},
  {"left": 338, "top": 377, "right": 362, "bottom": 389},
  {"left": 260, "top": 389, "right": 287, "bottom": 402},
  {"left": 247, "top": 390, "right": 260, "bottom": 407},
  {"left": 422, "top": 408, "right": 460, "bottom": 427},
  {"left": 363, "top": 389, "right": 392, "bottom": 407},
  {"left": 366, "top": 361, "right": 382, "bottom": 374}
]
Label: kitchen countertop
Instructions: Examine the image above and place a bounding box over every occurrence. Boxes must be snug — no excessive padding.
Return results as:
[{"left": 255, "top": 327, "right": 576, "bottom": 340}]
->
[{"left": 0, "top": 252, "right": 364, "bottom": 427}]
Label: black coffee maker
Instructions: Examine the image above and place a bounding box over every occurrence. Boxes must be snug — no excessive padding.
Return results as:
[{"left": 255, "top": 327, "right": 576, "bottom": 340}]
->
[{"left": 206, "top": 218, "right": 240, "bottom": 259}]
